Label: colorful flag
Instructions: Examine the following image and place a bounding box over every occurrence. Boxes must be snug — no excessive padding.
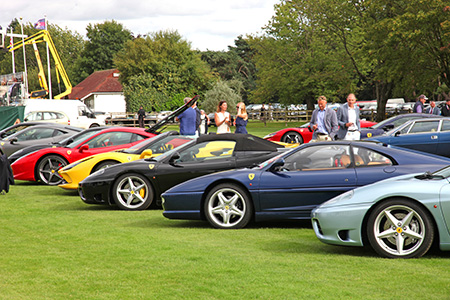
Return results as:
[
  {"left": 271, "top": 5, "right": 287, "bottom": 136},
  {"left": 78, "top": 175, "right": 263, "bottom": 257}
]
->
[{"left": 34, "top": 19, "right": 45, "bottom": 30}]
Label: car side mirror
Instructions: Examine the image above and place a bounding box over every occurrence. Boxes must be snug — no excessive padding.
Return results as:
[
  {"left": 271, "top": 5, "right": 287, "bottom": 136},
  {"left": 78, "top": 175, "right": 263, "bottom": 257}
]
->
[
  {"left": 24, "top": 118, "right": 29, "bottom": 122},
  {"left": 0, "top": 132, "right": 6, "bottom": 138},
  {"left": 139, "top": 149, "right": 153, "bottom": 159},
  {"left": 9, "top": 137, "right": 18, "bottom": 144},
  {"left": 79, "top": 144, "right": 89, "bottom": 152},
  {"left": 269, "top": 158, "right": 285, "bottom": 172},
  {"left": 169, "top": 152, "right": 181, "bottom": 166},
  {"left": 394, "top": 131, "right": 401, "bottom": 137},
  {"left": 383, "top": 124, "right": 394, "bottom": 131},
  {"left": 307, "top": 125, "right": 313, "bottom": 132}
]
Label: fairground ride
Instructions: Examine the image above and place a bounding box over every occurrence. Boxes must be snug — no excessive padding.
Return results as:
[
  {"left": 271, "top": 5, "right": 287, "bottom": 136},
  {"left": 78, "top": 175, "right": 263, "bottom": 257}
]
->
[{"left": 6, "top": 30, "right": 72, "bottom": 99}]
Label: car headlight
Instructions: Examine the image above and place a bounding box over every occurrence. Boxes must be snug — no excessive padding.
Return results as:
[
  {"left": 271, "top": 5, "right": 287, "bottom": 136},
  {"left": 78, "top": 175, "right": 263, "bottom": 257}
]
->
[{"left": 263, "top": 133, "right": 275, "bottom": 139}]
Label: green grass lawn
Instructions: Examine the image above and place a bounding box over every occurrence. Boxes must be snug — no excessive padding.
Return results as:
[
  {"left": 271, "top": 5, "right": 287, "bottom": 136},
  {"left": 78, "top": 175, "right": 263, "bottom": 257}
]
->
[{"left": 1, "top": 181, "right": 450, "bottom": 299}]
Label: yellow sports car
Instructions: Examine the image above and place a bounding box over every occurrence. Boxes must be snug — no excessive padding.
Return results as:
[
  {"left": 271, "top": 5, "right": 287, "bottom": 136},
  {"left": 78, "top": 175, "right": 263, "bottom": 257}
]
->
[{"left": 58, "top": 131, "right": 194, "bottom": 190}]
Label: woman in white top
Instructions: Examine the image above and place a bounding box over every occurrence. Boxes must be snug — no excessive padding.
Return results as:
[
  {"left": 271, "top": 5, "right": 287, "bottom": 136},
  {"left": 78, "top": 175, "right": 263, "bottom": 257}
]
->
[{"left": 214, "top": 100, "right": 231, "bottom": 134}]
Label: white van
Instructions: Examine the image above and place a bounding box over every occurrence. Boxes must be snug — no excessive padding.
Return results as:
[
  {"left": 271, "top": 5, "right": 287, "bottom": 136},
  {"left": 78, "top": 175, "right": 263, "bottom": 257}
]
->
[{"left": 23, "top": 99, "right": 105, "bottom": 129}]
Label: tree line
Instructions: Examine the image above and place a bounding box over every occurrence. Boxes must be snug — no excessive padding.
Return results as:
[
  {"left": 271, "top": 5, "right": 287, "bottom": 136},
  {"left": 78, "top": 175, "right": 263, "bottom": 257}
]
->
[{"left": 1, "top": 0, "right": 449, "bottom": 121}]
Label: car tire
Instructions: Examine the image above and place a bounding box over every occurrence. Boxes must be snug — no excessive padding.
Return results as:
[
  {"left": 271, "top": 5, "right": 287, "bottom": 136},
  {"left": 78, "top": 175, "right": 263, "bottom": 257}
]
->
[
  {"left": 37, "top": 155, "right": 68, "bottom": 185},
  {"left": 112, "top": 173, "right": 154, "bottom": 210},
  {"left": 281, "top": 131, "right": 303, "bottom": 144},
  {"left": 89, "top": 123, "right": 100, "bottom": 128},
  {"left": 93, "top": 160, "right": 119, "bottom": 173},
  {"left": 367, "top": 198, "right": 434, "bottom": 258},
  {"left": 204, "top": 183, "right": 253, "bottom": 229}
]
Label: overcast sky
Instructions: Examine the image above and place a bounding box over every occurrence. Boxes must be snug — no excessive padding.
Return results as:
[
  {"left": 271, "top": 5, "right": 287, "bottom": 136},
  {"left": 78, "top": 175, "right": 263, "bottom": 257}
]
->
[{"left": 1, "top": 0, "right": 280, "bottom": 51}]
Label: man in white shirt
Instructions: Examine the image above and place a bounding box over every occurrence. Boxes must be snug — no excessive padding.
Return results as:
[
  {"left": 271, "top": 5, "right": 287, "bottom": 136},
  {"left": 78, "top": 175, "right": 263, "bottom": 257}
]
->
[{"left": 337, "top": 93, "right": 361, "bottom": 140}]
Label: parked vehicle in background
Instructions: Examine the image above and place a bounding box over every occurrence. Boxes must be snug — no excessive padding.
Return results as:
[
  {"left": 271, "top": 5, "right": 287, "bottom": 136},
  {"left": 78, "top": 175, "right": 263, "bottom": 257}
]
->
[
  {"left": 360, "top": 113, "right": 442, "bottom": 139},
  {"left": 24, "top": 111, "right": 70, "bottom": 126},
  {"left": 366, "top": 117, "right": 450, "bottom": 157},
  {"left": 264, "top": 120, "right": 377, "bottom": 144},
  {"left": 24, "top": 99, "right": 104, "bottom": 129}
]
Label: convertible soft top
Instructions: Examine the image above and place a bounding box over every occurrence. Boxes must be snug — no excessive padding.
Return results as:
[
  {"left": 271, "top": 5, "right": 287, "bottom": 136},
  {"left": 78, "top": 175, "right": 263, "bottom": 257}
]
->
[{"left": 197, "top": 133, "right": 281, "bottom": 152}]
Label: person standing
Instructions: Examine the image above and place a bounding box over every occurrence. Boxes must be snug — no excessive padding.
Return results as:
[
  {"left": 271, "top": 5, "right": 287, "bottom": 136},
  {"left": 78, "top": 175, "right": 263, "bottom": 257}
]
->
[
  {"left": 426, "top": 101, "right": 441, "bottom": 115},
  {"left": 337, "top": 93, "right": 361, "bottom": 140},
  {"left": 413, "top": 95, "right": 427, "bottom": 113},
  {"left": 215, "top": 100, "right": 231, "bottom": 134},
  {"left": 199, "top": 110, "right": 210, "bottom": 135},
  {"left": 441, "top": 99, "right": 450, "bottom": 116},
  {"left": 176, "top": 97, "right": 197, "bottom": 135},
  {"left": 234, "top": 102, "right": 248, "bottom": 134},
  {"left": 260, "top": 104, "right": 266, "bottom": 126},
  {"left": 310, "top": 95, "right": 338, "bottom": 142},
  {"left": 137, "top": 106, "right": 146, "bottom": 128}
]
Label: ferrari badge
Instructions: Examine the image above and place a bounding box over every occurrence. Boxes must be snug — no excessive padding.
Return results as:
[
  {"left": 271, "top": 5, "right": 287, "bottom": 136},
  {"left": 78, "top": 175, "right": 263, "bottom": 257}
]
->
[
  {"left": 67, "top": 150, "right": 72, "bottom": 155},
  {"left": 149, "top": 164, "right": 155, "bottom": 169},
  {"left": 248, "top": 173, "right": 255, "bottom": 180}
]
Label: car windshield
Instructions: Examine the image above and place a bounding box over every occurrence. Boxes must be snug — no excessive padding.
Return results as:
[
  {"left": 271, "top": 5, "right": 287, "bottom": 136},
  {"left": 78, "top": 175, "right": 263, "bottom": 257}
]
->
[
  {"left": 63, "top": 130, "right": 102, "bottom": 148},
  {"left": 431, "top": 166, "right": 450, "bottom": 178},
  {"left": 149, "top": 140, "right": 197, "bottom": 162},
  {"left": 123, "top": 135, "right": 194, "bottom": 154},
  {"left": 371, "top": 117, "right": 396, "bottom": 129}
]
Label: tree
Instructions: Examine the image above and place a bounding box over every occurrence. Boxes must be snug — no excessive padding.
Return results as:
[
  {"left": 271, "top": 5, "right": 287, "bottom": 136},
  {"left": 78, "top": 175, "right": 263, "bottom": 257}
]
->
[
  {"left": 248, "top": 0, "right": 357, "bottom": 109},
  {"left": 114, "top": 30, "right": 214, "bottom": 112},
  {"left": 201, "top": 36, "right": 257, "bottom": 103},
  {"left": 73, "top": 20, "right": 133, "bottom": 83},
  {"left": 202, "top": 79, "right": 241, "bottom": 113}
]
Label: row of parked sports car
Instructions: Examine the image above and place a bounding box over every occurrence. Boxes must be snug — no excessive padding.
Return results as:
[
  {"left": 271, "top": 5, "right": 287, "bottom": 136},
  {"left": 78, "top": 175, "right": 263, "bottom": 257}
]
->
[{"left": 2, "top": 105, "right": 450, "bottom": 259}]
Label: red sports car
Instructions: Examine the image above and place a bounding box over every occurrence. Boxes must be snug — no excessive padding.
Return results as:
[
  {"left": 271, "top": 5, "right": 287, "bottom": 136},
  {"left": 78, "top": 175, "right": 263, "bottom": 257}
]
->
[
  {"left": 11, "top": 127, "right": 155, "bottom": 185},
  {"left": 264, "top": 120, "right": 377, "bottom": 144}
]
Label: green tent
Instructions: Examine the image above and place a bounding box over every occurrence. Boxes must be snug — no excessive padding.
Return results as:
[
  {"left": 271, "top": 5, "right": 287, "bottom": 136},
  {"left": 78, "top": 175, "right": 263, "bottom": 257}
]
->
[{"left": 0, "top": 106, "right": 25, "bottom": 130}]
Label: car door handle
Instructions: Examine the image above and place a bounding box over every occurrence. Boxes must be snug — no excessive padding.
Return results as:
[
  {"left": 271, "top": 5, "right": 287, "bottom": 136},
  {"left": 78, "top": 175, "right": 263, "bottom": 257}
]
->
[{"left": 431, "top": 135, "right": 438, "bottom": 140}]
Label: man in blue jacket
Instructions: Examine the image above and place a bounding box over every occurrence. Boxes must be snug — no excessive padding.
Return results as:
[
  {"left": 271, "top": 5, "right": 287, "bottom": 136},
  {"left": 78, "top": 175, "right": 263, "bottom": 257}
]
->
[
  {"left": 310, "top": 95, "right": 338, "bottom": 142},
  {"left": 337, "top": 93, "right": 361, "bottom": 140}
]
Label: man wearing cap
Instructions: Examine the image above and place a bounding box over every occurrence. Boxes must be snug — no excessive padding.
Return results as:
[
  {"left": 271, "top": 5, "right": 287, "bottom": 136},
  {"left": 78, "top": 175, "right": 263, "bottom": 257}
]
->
[{"left": 413, "top": 95, "right": 427, "bottom": 113}]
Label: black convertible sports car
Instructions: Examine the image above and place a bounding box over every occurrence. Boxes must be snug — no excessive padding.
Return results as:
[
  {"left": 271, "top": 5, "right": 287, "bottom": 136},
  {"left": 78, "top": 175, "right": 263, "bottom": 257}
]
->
[{"left": 79, "top": 134, "right": 289, "bottom": 210}]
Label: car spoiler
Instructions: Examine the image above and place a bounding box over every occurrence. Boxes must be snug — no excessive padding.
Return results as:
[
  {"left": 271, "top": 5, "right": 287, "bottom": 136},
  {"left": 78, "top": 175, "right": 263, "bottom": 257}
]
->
[{"left": 146, "top": 95, "right": 199, "bottom": 134}]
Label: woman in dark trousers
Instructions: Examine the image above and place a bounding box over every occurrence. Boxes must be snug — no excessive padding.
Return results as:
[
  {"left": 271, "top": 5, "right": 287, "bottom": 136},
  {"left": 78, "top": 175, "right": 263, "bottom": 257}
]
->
[{"left": 234, "top": 102, "right": 248, "bottom": 134}]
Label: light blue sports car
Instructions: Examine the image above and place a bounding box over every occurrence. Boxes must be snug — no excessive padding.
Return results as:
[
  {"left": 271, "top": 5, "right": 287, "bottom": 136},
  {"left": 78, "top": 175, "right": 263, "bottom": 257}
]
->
[{"left": 311, "top": 166, "right": 450, "bottom": 258}]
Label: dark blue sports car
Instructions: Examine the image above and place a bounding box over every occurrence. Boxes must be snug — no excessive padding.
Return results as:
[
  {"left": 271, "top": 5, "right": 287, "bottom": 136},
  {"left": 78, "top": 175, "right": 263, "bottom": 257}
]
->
[
  {"left": 162, "top": 141, "right": 450, "bottom": 229},
  {"left": 360, "top": 113, "right": 442, "bottom": 139},
  {"left": 366, "top": 117, "right": 450, "bottom": 157}
]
